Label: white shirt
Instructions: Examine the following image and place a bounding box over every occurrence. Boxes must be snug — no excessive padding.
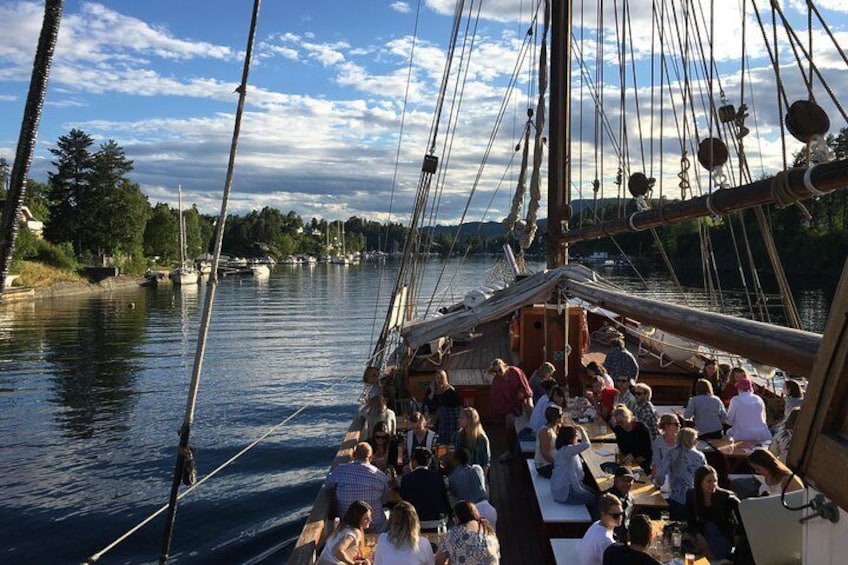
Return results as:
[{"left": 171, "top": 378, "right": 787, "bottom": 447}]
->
[
  {"left": 577, "top": 521, "right": 615, "bottom": 565},
  {"left": 727, "top": 391, "right": 772, "bottom": 441},
  {"left": 374, "top": 534, "right": 434, "bottom": 565},
  {"left": 529, "top": 394, "right": 553, "bottom": 433}
]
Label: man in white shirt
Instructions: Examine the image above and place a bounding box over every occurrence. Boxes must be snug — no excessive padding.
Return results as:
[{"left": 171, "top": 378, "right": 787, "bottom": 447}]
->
[
  {"left": 727, "top": 378, "right": 772, "bottom": 442},
  {"left": 578, "top": 493, "right": 623, "bottom": 565}
]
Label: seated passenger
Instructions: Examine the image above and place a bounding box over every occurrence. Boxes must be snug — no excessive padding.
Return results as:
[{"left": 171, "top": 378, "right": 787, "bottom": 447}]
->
[
  {"left": 632, "top": 383, "right": 659, "bottom": 440},
  {"left": 602, "top": 513, "right": 662, "bottom": 565},
  {"left": 726, "top": 377, "right": 772, "bottom": 442},
  {"left": 529, "top": 383, "right": 565, "bottom": 434},
  {"left": 360, "top": 394, "right": 397, "bottom": 440},
  {"left": 720, "top": 367, "right": 747, "bottom": 406},
  {"left": 653, "top": 427, "right": 706, "bottom": 520},
  {"left": 374, "top": 501, "right": 434, "bottom": 565},
  {"left": 747, "top": 448, "right": 804, "bottom": 495},
  {"left": 782, "top": 379, "right": 804, "bottom": 421},
  {"left": 684, "top": 378, "right": 727, "bottom": 440},
  {"left": 585, "top": 361, "right": 614, "bottom": 389},
  {"left": 369, "top": 421, "right": 400, "bottom": 474},
  {"left": 604, "top": 337, "right": 640, "bottom": 382},
  {"left": 577, "top": 493, "right": 623, "bottom": 565},
  {"left": 651, "top": 414, "right": 680, "bottom": 478},
  {"left": 769, "top": 407, "right": 800, "bottom": 463},
  {"left": 402, "top": 411, "right": 438, "bottom": 467},
  {"left": 611, "top": 405, "right": 653, "bottom": 473},
  {"left": 529, "top": 361, "right": 557, "bottom": 404},
  {"left": 615, "top": 376, "right": 638, "bottom": 413},
  {"left": 604, "top": 467, "right": 635, "bottom": 542},
  {"left": 534, "top": 404, "right": 563, "bottom": 478},
  {"left": 451, "top": 407, "right": 491, "bottom": 473},
  {"left": 434, "top": 501, "right": 500, "bottom": 565},
  {"left": 447, "top": 447, "right": 497, "bottom": 527},
  {"left": 325, "top": 442, "right": 389, "bottom": 532},
  {"left": 686, "top": 465, "right": 742, "bottom": 562},
  {"left": 586, "top": 376, "right": 618, "bottom": 421},
  {"left": 551, "top": 425, "right": 597, "bottom": 513},
  {"left": 400, "top": 447, "right": 452, "bottom": 526},
  {"left": 316, "top": 500, "right": 372, "bottom": 565}
]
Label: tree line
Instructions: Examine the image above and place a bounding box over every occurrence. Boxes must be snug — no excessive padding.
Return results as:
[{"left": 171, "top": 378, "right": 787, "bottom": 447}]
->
[{"left": 2, "top": 127, "right": 847, "bottom": 278}]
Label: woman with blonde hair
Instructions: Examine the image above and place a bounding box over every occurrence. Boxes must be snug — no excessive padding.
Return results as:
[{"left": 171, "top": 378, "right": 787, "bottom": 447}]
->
[
  {"left": 374, "top": 501, "right": 434, "bottom": 564},
  {"left": 435, "top": 500, "right": 500, "bottom": 565},
  {"left": 651, "top": 413, "right": 681, "bottom": 477},
  {"left": 424, "top": 369, "right": 462, "bottom": 442},
  {"left": 748, "top": 448, "right": 804, "bottom": 495},
  {"left": 653, "top": 427, "right": 706, "bottom": 519},
  {"left": 317, "top": 500, "right": 372, "bottom": 565},
  {"left": 611, "top": 405, "right": 653, "bottom": 473},
  {"left": 451, "top": 407, "right": 491, "bottom": 472}
]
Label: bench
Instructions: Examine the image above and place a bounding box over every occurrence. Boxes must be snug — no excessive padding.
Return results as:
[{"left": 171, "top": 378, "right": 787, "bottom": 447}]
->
[
  {"left": 526, "top": 460, "right": 591, "bottom": 537},
  {"left": 550, "top": 538, "right": 581, "bottom": 565},
  {"left": 519, "top": 438, "right": 536, "bottom": 457}
]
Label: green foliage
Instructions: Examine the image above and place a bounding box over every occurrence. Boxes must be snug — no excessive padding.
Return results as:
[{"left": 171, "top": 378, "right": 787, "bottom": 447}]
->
[{"left": 14, "top": 231, "right": 79, "bottom": 272}]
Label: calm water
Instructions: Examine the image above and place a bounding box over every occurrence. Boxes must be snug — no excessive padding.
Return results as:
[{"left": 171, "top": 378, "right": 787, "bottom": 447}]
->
[{"left": 0, "top": 258, "right": 833, "bottom": 564}]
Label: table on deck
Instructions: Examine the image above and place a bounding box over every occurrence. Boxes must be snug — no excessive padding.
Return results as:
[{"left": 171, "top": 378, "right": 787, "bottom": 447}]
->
[
  {"left": 563, "top": 415, "right": 616, "bottom": 443},
  {"left": 701, "top": 438, "right": 770, "bottom": 475},
  {"left": 582, "top": 444, "right": 669, "bottom": 510},
  {"left": 648, "top": 520, "right": 709, "bottom": 564}
]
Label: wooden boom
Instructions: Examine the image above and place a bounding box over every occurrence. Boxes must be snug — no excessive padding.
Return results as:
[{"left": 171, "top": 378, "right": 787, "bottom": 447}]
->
[
  {"left": 562, "top": 272, "right": 821, "bottom": 376},
  {"left": 558, "top": 159, "right": 848, "bottom": 244}
]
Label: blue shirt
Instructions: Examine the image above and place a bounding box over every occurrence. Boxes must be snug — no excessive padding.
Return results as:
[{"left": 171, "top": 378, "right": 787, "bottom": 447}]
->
[
  {"left": 654, "top": 447, "right": 706, "bottom": 505},
  {"left": 551, "top": 440, "right": 592, "bottom": 503},
  {"left": 449, "top": 464, "right": 488, "bottom": 503}
]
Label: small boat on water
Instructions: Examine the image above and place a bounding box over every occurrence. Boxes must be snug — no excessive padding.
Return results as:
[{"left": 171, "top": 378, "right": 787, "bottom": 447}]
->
[{"left": 170, "top": 185, "right": 199, "bottom": 286}]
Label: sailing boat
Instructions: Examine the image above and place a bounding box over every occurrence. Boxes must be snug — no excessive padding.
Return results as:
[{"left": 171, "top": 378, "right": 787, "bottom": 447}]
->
[
  {"left": 291, "top": 1, "right": 848, "bottom": 563},
  {"left": 170, "top": 185, "right": 199, "bottom": 286},
  {"left": 330, "top": 220, "right": 350, "bottom": 265}
]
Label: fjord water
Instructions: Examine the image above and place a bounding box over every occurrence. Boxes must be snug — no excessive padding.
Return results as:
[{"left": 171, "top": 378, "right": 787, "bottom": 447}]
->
[{"left": 0, "top": 259, "right": 832, "bottom": 563}]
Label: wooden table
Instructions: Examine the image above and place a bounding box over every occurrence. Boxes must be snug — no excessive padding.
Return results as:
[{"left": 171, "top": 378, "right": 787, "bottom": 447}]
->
[
  {"left": 563, "top": 415, "right": 616, "bottom": 442},
  {"left": 702, "top": 438, "right": 770, "bottom": 458},
  {"left": 648, "top": 520, "right": 709, "bottom": 565},
  {"left": 362, "top": 531, "right": 441, "bottom": 560},
  {"left": 582, "top": 444, "right": 668, "bottom": 510}
]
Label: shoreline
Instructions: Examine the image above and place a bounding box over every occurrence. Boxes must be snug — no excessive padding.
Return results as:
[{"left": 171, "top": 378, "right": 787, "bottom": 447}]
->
[{"left": 2, "top": 275, "right": 147, "bottom": 304}]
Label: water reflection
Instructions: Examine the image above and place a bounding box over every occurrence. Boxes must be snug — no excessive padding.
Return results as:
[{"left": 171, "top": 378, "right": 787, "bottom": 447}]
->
[{"left": 44, "top": 296, "right": 147, "bottom": 439}]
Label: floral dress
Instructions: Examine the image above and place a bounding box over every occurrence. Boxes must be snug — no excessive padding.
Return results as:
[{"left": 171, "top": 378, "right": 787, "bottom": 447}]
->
[{"left": 439, "top": 524, "right": 500, "bottom": 565}]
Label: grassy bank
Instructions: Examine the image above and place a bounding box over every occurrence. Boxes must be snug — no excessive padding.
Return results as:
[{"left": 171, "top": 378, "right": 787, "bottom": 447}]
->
[{"left": 11, "top": 260, "right": 87, "bottom": 287}]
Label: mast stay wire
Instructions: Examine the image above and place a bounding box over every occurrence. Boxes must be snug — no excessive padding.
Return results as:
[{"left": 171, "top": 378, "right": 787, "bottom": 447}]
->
[
  {"left": 369, "top": 0, "right": 423, "bottom": 348},
  {"left": 420, "top": 1, "right": 545, "bottom": 317}
]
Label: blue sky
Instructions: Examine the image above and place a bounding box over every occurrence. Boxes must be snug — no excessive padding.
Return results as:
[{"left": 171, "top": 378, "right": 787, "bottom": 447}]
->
[{"left": 1, "top": 0, "right": 847, "bottom": 224}]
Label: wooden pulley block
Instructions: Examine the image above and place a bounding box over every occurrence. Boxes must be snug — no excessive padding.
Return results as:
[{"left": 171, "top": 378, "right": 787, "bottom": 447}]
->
[
  {"left": 628, "top": 172, "right": 655, "bottom": 197},
  {"left": 785, "top": 99, "right": 830, "bottom": 143},
  {"left": 697, "top": 138, "right": 729, "bottom": 170}
]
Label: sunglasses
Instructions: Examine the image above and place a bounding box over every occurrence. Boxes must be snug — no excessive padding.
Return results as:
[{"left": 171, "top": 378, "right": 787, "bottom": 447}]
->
[
  {"left": 608, "top": 512, "right": 623, "bottom": 519},
  {"left": 634, "top": 392, "right": 646, "bottom": 396}
]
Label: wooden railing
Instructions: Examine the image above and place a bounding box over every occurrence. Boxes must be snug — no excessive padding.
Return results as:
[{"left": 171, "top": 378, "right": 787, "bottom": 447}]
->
[{"left": 287, "top": 416, "right": 364, "bottom": 565}]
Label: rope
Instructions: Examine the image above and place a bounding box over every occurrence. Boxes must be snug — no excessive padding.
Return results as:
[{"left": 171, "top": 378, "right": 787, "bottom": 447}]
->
[
  {"left": 158, "top": 3, "right": 262, "bottom": 562},
  {"left": 85, "top": 389, "right": 339, "bottom": 563}
]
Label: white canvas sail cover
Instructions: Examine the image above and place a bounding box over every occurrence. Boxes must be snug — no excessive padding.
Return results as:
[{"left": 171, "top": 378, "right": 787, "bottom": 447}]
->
[{"left": 401, "top": 267, "right": 568, "bottom": 349}]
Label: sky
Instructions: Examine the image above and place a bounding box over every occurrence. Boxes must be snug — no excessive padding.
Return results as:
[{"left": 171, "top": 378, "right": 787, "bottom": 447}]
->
[{"left": 1, "top": 0, "right": 847, "bottom": 225}]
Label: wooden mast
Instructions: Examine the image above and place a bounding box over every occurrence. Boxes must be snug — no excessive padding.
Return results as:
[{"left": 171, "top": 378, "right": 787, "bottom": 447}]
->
[
  {"left": 547, "top": 0, "right": 571, "bottom": 268},
  {"left": 557, "top": 160, "right": 848, "bottom": 244}
]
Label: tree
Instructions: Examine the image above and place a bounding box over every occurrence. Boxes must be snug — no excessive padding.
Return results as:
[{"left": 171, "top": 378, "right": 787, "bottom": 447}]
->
[
  {"left": 0, "top": 157, "right": 9, "bottom": 195},
  {"left": 143, "top": 202, "right": 179, "bottom": 261},
  {"left": 45, "top": 128, "right": 94, "bottom": 252},
  {"left": 88, "top": 140, "right": 142, "bottom": 256}
]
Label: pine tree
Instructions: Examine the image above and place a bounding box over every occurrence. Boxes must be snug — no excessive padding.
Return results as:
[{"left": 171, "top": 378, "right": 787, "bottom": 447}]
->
[{"left": 45, "top": 128, "right": 94, "bottom": 253}]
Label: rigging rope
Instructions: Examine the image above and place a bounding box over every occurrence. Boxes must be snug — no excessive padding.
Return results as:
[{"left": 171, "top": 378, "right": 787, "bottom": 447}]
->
[{"left": 159, "top": 2, "right": 262, "bottom": 562}]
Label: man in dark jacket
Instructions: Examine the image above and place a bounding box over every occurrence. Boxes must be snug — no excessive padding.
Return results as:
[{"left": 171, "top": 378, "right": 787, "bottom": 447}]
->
[{"left": 400, "top": 447, "right": 452, "bottom": 526}]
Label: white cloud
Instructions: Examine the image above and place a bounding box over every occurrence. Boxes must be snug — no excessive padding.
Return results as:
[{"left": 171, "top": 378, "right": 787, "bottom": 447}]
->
[
  {"left": 390, "top": 2, "right": 411, "bottom": 15},
  {"left": 0, "top": 95, "right": 17, "bottom": 102}
]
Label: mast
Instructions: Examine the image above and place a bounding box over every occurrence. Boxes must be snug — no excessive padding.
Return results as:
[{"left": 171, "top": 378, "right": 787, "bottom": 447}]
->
[
  {"left": 178, "top": 185, "right": 185, "bottom": 269},
  {"left": 547, "top": 0, "right": 571, "bottom": 268}
]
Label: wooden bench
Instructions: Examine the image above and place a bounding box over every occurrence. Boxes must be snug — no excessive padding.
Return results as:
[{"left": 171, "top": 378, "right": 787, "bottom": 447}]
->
[
  {"left": 550, "top": 538, "right": 581, "bottom": 565},
  {"left": 525, "top": 460, "right": 591, "bottom": 537}
]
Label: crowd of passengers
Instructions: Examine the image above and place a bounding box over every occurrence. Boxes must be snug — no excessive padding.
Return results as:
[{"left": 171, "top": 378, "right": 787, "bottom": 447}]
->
[{"left": 319, "top": 348, "right": 804, "bottom": 565}]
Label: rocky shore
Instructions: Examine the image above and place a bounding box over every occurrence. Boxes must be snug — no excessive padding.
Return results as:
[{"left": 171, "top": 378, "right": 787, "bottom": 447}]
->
[{"left": 2, "top": 275, "right": 148, "bottom": 303}]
